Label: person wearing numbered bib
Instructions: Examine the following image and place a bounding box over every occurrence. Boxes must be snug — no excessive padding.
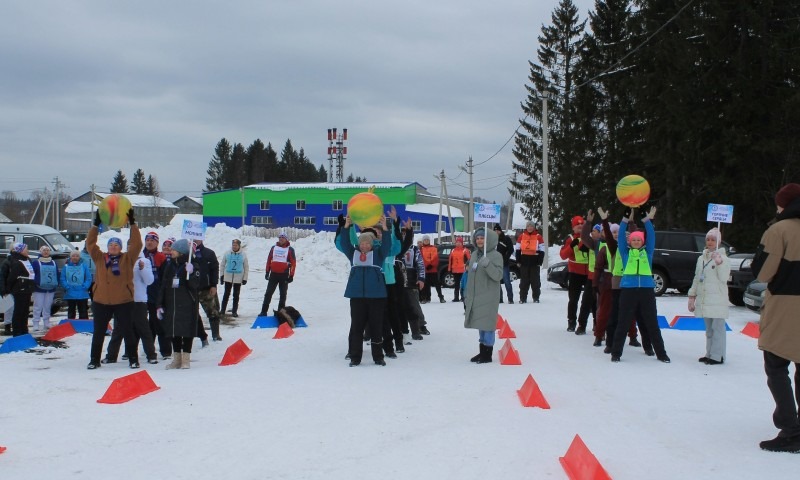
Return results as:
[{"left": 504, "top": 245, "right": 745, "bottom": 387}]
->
[
  {"left": 61, "top": 250, "right": 92, "bottom": 319},
  {"left": 31, "top": 245, "right": 60, "bottom": 331},
  {"left": 259, "top": 232, "right": 297, "bottom": 317},
  {"left": 3, "top": 243, "right": 35, "bottom": 336},
  {"left": 220, "top": 238, "right": 249, "bottom": 319}
]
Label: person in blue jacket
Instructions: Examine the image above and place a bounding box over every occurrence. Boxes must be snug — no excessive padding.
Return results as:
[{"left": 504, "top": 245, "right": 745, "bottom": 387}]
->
[
  {"left": 31, "top": 245, "right": 60, "bottom": 331},
  {"left": 61, "top": 249, "right": 93, "bottom": 319},
  {"left": 610, "top": 207, "right": 670, "bottom": 363},
  {"left": 338, "top": 214, "right": 392, "bottom": 367}
]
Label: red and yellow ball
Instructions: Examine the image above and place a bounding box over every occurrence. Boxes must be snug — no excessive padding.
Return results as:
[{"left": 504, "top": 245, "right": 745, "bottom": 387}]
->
[
  {"left": 616, "top": 175, "right": 650, "bottom": 207},
  {"left": 99, "top": 194, "right": 133, "bottom": 228},
  {"left": 347, "top": 192, "right": 383, "bottom": 228}
]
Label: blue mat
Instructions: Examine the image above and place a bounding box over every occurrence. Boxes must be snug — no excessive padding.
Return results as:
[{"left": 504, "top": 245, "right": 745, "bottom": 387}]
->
[
  {"left": 671, "top": 317, "right": 732, "bottom": 331},
  {"left": 58, "top": 319, "right": 95, "bottom": 333},
  {"left": 0, "top": 333, "right": 38, "bottom": 354},
  {"left": 251, "top": 315, "right": 307, "bottom": 329},
  {"left": 657, "top": 315, "right": 671, "bottom": 329}
]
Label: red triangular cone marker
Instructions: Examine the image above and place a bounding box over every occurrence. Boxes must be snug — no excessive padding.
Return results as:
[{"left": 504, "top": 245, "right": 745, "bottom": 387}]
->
[
  {"left": 218, "top": 339, "right": 253, "bottom": 366},
  {"left": 97, "top": 371, "right": 161, "bottom": 404},
  {"left": 42, "top": 322, "right": 77, "bottom": 341},
  {"left": 498, "top": 322, "right": 516, "bottom": 339},
  {"left": 273, "top": 322, "right": 294, "bottom": 339},
  {"left": 741, "top": 321, "right": 760, "bottom": 339},
  {"left": 517, "top": 374, "right": 550, "bottom": 409},
  {"left": 559, "top": 434, "right": 612, "bottom": 480},
  {"left": 498, "top": 339, "right": 522, "bottom": 365},
  {"left": 0, "top": 446, "right": 6, "bottom": 454},
  {"left": 496, "top": 314, "right": 505, "bottom": 330}
]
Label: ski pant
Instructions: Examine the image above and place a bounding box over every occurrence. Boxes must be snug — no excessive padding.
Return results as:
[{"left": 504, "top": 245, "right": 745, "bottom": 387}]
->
[
  {"left": 611, "top": 288, "right": 666, "bottom": 359},
  {"left": 605, "top": 289, "right": 646, "bottom": 350},
  {"left": 221, "top": 281, "right": 242, "bottom": 314},
  {"left": 106, "top": 302, "right": 157, "bottom": 362},
  {"left": 594, "top": 283, "right": 612, "bottom": 340},
  {"left": 567, "top": 272, "right": 591, "bottom": 327},
  {"left": 763, "top": 351, "right": 800, "bottom": 438},
  {"left": 500, "top": 265, "right": 513, "bottom": 303},
  {"left": 32, "top": 291, "right": 55, "bottom": 328},
  {"left": 91, "top": 302, "right": 137, "bottom": 365},
  {"left": 348, "top": 298, "right": 386, "bottom": 363},
  {"left": 148, "top": 302, "right": 172, "bottom": 358},
  {"left": 262, "top": 278, "right": 288, "bottom": 313},
  {"left": 422, "top": 271, "right": 443, "bottom": 301},
  {"left": 67, "top": 299, "right": 89, "bottom": 320},
  {"left": 398, "top": 286, "right": 423, "bottom": 336},
  {"left": 704, "top": 317, "right": 727, "bottom": 362},
  {"left": 11, "top": 292, "right": 31, "bottom": 337},
  {"left": 518, "top": 262, "right": 540, "bottom": 302}
]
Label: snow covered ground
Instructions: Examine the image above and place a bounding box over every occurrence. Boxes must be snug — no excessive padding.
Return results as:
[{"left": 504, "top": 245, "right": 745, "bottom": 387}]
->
[{"left": 1, "top": 222, "right": 796, "bottom": 479}]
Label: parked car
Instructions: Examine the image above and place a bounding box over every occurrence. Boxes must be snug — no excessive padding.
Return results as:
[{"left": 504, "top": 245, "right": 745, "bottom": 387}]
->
[
  {"left": 547, "top": 261, "right": 569, "bottom": 289},
  {"left": 727, "top": 253, "right": 755, "bottom": 306},
  {"left": 743, "top": 279, "right": 766, "bottom": 312},
  {"left": 437, "top": 243, "right": 520, "bottom": 288},
  {"left": 0, "top": 224, "right": 76, "bottom": 315}
]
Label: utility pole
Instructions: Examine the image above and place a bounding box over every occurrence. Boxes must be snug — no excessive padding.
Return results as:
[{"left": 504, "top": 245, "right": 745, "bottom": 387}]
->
[
  {"left": 506, "top": 172, "right": 516, "bottom": 230},
  {"left": 458, "top": 156, "right": 474, "bottom": 232},
  {"left": 435, "top": 171, "right": 444, "bottom": 245},
  {"left": 541, "top": 95, "right": 551, "bottom": 268},
  {"left": 53, "top": 176, "right": 64, "bottom": 231},
  {"left": 441, "top": 172, "right": 455, "bottom": 235},
  {"left": 327, "top": 128, "right": 348, "bottom": 182}
]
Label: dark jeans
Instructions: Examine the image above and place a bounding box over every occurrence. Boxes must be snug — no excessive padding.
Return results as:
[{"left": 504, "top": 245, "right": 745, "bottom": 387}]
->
[
  {"left": 605, "top": 289, "right": 647, "bottom": 350},
  {"left": 349, "top": 298, "right": 386, "bottom": 363},
  {"left": 577, "top": 275, "right": 597, "bottom": 328},
  {"left": 106, "top": 302, "right": 157, "bottom": 362},
  {"left": 611, "top": 288, "right": 666, "bottom": 359},
  {"left": 422, "top": 271, "right": 443, "bottom": 301},
  {"left": 11, "top": 292, "right": 31, "bottom": 337},
  {"left": 221, "top": 281, "right": 242, "bottom": 313},
  {"left": 262, "top": 278, "right": 288, "bottom": 313},
  {"left": 171, "top": 336, "right": 194, "bottom": 353},
  {"left": 91, "top": 302, "right": 137, "bottom": 365},
  {"left": 500, "top": 265, "right": 513, "bottom": 302},
  {"left": 764, "top": 351, "right": 800, "bottom": 438},
  {"left": 67, "top": 299, "right": 89, "bottom": 319},
  {"left": 148, "top": 302, "right": 172, "bottom": 357},
  {"left": 567, "top": 272, "right": 591, "bottom": 326},
  {"left": 452, "top": 272, "right": 464, "bottom": 301},
  {"left": 518, "top": 261, "right": 540, "bottom": 301}
]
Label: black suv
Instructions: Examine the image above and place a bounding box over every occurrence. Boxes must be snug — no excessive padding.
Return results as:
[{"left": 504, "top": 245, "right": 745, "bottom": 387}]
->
[
  {"left": 652, "top": 230, "right": 736, "bottom": 296},
  {"left": 727, "top": 253, "right": 755, "bottom": 306},
  {"left": 436, "top": 243, "right": 520, "bottom": 288}
]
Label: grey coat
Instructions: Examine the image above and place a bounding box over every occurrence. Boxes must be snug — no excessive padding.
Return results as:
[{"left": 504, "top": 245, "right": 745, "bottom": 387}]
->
[{"left": 464, "top": 229, "right": 503, "bottom": 331}]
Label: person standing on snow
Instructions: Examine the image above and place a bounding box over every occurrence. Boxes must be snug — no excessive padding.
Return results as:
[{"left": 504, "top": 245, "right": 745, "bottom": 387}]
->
[
  {"left": 688, "top": 228, "right": 730, "bottom": 365},
  {"left": 515, "top": 221, "right": 544, "bottom": 304},
  {"left": 448, "top": 237, "right": 471, "bottom": 302},
  {"left": 220, "top": 238, "right": 249, "bottom": 319},
  {"left": 60, "top": 249, "right": 92, "bottom": 320},
  {"left": 560, "top": 215, "right": 592, "bottom": 333},
  {"left": 751, "top": 183, "right": 800, "bottom": 453},
  {"left": 2, "top": 243, "right": 35, "bottom": 336},
  {"left": 464, "top": 228, "right": 503, "bottom": 364},
  {"left": 157, "top": 239, "right": 201, "bottom": 370},
  {"left": 420, "top": 236, "right": 445, "bottom": 303},
  {"left": 192, "top": 239, "right": 222, "bottom": 342},
  {"left": 141, "top": 232, "right": 169, "bottom": 359},
  {"left": 259, "top": 232, "right": 297, "bottom": 317},
  {"left": 31, "top": 245, "right": 59, "bottom": 331}
]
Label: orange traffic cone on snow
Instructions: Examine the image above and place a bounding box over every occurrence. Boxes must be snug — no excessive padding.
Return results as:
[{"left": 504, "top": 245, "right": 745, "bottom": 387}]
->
[
  {"left": 97, "top": 370, "right": 161, "bottom": 404},
  {"left": 559, "top": 435, "right": 612, "bottom": 480},
  {"left": 273, "top": 322, "right": 294, "bottom": 340},
  {"left": 219, "top": 339, "right": 254, "bottom": 366},
  {"left": 517, "top": 374, "right": 550, "bottom": 409},
  {"left": 498, "top": 339, "right": 521, "bottom": 365}
]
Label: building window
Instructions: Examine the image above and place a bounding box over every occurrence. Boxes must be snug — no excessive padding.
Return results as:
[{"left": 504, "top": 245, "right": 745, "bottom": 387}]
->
[
  {"left": 323, "top": 217, "right": 339, "bottom": 225},
  {"left": 436, "top": 221, "right": 447, "bottom": 232},
  {"left": 294, "top": 216, "right": 316, "bottom": 225},
  {"left": 296, "top": 200, "right": 306, "bottom": 210},
  {"left": 260, "top": 200, "right": 270, "bottom": 210},
  {"left": 411, "top": 220, "right": 421, "bottom": 232},
  {"left": 252, "top": 216, "right": 273, "bottom": 225},
  {"left": 332, "top": 200, "right": 343, "bottom": 210}
]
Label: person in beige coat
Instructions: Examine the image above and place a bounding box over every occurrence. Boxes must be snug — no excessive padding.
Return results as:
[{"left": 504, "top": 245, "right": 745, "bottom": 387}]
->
[
  {"left": 751, "top": 183, "right": 800, "bottom": 453},
  {"left": 688, "top": 228, "right": 730, "bottom": 365}
]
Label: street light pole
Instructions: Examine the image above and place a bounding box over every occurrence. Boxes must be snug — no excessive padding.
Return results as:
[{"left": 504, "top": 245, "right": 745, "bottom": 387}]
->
[{"left": 541, "top": 94, "right": 551, "bottom": 268}]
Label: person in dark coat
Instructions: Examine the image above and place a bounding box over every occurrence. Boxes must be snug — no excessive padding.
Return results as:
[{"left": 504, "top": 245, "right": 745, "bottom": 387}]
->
[
  {"left": 2, "top": 243, "right": 35, "bottom": 336},
  {"left": 493, "top": 224, "right": 515, "bottom": 303},
  {"left": 157, "top": 239, "right": 201, "bottom": 370},
  {"left": 193, "top": 239, "right": 221, "bottom": 342}
]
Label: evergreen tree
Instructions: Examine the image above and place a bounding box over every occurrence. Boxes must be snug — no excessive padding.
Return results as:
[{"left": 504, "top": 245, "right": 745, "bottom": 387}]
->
[
  {"left": 206, "top": 138, "right": 230, "bottom": 192},
  {"left": 278, "top": 139, "right": 298, "bottom": 181},
  {"left": 246, "top": 139, "right": 267, "bottom": 184},
  {"left": 317, "top": 164, "right": 328, "bottom": 182},
  {"left": 263, "top": 143, "right": 279, "bottom": 183},
  {"left": 111, "top": 170, "right": 129, "bottom": 193},
  {"left": 132, "top": 168, "right": 148, "bottom": 194},
  {"left": 229, "top": 143, "right": 247, "bottom": 188},
  {"left": 146, "top": 175, "right": 160, "bottom": 197}
]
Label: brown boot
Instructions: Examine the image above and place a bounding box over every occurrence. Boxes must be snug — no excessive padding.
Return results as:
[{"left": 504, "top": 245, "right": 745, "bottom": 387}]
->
[
  {"left": 165, "top": 353, "right": 182, "bottom": 370},
  {"left": 180, "top": 352, "right": 191, "bottom": 369}
]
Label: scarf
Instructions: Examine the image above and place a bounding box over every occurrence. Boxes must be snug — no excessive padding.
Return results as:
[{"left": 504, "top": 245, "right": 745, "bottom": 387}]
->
[{"left": 105, "top": 254, "right": 122, "bottom": 276}]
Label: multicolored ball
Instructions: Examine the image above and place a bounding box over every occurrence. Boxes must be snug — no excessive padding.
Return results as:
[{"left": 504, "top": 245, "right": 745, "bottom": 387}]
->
[
  {"left": 99, "top": 194, "right": 133, "bottom": 228},
  {"left": 616, "top": 175, "right": 650, "bottom": 207},
  {"left": 347, "top": 192, "right": 383, "bottom": 228}
]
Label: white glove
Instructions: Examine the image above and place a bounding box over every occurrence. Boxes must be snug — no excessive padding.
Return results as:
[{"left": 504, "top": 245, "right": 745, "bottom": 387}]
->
[
  {"left": 157, "top": 307, "right": 164, "bottom": 320},
  {"left": 711, "top": 251, "right": 722, "bottom": 265},
  {"left": 688, "top": 297, "right": 696, "bottom": 313},
  {"left": 185, "top": 263, "right": 194, "bottom": 274}
]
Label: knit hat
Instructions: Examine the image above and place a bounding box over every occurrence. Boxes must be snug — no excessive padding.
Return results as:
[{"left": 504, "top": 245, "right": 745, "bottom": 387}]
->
[
  {"left": 232, "top": 238, "right": 242, "bottom": 245},
  {"left": 707, "top": 227, "right": 721, "bottom": 242},
  {"left": 629, "top": 231, "right": 645, "bottom": 243},
  {"left": 474, "top": 228, "right": 485, "bottom": 239},
  {"left": 12, "top": 242, "right": 26, "bottom": 254},
  {"left": 775, "top": 183, "right": 800, "bottom": 208},
  {"left": 39, "top": 246, "right": 51, "bottom": 255},
  {"left": 172, "top": 239, "right": 190, "bottom": 255},
  {"left": 145, "top": 231, "right": 159, "bottom": 242},
  {"left": 494, "top": 223, "right": 503, "bottom": 231},
  {"left": 278, "top": 232, "right": 288, "bottom": 240},
  {"left": 422, "top": 235, "right": 431, "bottom": 242},
  {"left": 107, "top": 237, "right": 123, "bottom": 248},
  {"left": 455, "top": 237, "right": 464, "bottom": 245},
  {"left": 162, "top": 237, "right": 175, "bottom": 248},
  {"left": 571, "top": 216, "right": 584, "bottom": 228},
  {"left": 593, "top": 224, "right": 602, "bottom": 232},
  {"left": 609, "top": 223, "right": 620, "bottom": 234},
  {"left": 526, "top": 221, "right": 535, "bottom": 229},
  {"left": 358, "top": 232, "right": 376, "bottom": 245}
]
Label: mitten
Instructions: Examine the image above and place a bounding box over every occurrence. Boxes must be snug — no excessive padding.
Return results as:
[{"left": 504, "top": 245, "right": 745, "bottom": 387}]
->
[
  {"left": 688, "top": 297, "right": 696, "bottom": 313},
  {"left": 220, "top": 276, "right": 225, "bottom": 284},
  {"left": 478, "top": 257, "right": 490, "bottom": 268},
  {"left": 94, "top": 211, "right": 102, "bottom": 227},
  {"left": 287, "top": 275, "right": 294, "bottom": 283},
  {"left": 337, "top": 214, "right": 345, "bottom": 227},
  {"left": 157, "top": 307, "right": 164, "bottom": 320},
  {"left": 711, "top": 251, "right": 722, "bottom": 265},
  {"left": 127, "top": 208, "right": 135, "bottom": 225},
  {"left": 242, "top": 280, "right": 247, "bottom": 285},
  {"left": 570, "top": 237, "right": 580, "bottom": 248},
  {"left": 185, "top": 263, "right": 194, "bottom": 274}
]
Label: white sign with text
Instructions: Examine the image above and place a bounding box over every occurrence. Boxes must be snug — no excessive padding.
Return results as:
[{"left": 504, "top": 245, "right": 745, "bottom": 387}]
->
[
  {"left": 706, "top": 203, "right": 734, "bottom": 223},
  {"left": 182, "top": 219, "right": 207, "bottom": 240},
  {"left": 474, "top": 203, "right": 501, "bottom": 223}
]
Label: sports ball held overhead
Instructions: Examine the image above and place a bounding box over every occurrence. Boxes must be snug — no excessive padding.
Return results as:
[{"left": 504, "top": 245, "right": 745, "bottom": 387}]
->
[
  {"left": 99, "top": 194, "right": 133, "bottom": 228},
  {"left": 616, "top": 175, "right": 650, "bottom": 208},
  {"left": 347, "top": 191, "right": 383, "bottom": 228}
]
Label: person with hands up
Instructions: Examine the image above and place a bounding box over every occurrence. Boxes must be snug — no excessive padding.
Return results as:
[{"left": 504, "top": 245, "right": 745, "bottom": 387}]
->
[
  {"left": 157, "top": 239, "right": 201, "bottom": 370},
  {"left": 258, "top": 231, "right": 297, "bottom": 317},
  {"left": 85, "top": 208, "right": 142, "bottom": 370},
  {"left": 560, "top": 214, "right": 591, "bottom": 333},
  {"left": 688, "top": 227, "right": 730, "bottom": 365},
  {"left": 610, "top": 206, "right": 670, "bottom": 363}
]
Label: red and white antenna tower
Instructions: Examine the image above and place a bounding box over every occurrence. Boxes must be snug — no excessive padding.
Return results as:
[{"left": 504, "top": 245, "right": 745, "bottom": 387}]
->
[{"left": 327, "top": 127, "right": 348, "bottom": 183}]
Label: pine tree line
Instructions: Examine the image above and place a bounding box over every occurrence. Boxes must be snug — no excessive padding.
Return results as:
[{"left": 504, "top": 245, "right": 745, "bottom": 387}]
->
[
  {"left": 511, "top": 0, "right": 800, "bottom": 248},
  {"left": 111, "top": 169, "right": 160, "bottom": 196}
]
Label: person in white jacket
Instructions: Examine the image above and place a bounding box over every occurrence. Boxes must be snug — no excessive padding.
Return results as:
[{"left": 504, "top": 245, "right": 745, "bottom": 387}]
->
[
  {"left": 688, "top": 228, "right": 731, "bottom": 365},
  {"left": 102, "top": 245, "right": 158, "bottom": 366},
  {"left": 219, "top": 238, "right": 249, "bottom": 318}
]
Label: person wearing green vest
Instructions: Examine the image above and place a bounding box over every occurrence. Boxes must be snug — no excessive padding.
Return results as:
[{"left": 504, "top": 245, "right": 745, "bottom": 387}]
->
[
  {"left": 582, "top": 209, "right": 614, "bottom": 347},
  {"left": 559, "top": 215, "right": 593, "bottom": 333},
  {"left": 610, "top": 207, "right": 670, "bottom": 363},
  {"left": 578, "top": 211, "right": 604, "bottom": 340}
]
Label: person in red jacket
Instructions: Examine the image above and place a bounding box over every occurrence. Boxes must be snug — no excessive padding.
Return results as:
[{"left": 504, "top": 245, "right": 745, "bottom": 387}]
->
[
  {"left": 420, "top": 236, "right": 444, "bottom": 303},
  {"left": 448, "top": 237, "right": 471, "bottom": 302},
  {"left": 259, "top": 232, "right": 297, "bottom": 316},
  {"left": 560, "top": 215, "right": 592, "bottom": 333}
]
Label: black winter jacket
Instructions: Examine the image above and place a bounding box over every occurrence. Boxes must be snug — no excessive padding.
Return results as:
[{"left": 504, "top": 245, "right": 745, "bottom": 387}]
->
[
  {"left": 3, "top": 251, "right": 35, "bottom": 296},
  {"left": 157, "top": 256, "right": 201, "bottom": 338}
]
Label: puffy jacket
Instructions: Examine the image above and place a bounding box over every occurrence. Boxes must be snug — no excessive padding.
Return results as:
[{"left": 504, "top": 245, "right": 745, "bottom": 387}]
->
[
  {"left": 60, "top": 259, "right": 93, "bottom": 300},
  {"left": 420, "top": 244, "right": 439, "bottom": 273},
  {"left": 687, "top": 248, "right": 730, "bottom": 319},
  {"left": 142, "top": 248, "right": 166, "bottom": 303},
  {"left": 448, "top": 245, "right": 471, "bottom": 274},
  {"left": 157, "top": 255, "right": 201, "bottom": 338},
  {"left": 340, "top": 226, "right": 391, "bottom": 298},
  {"left": 3, "top": 251, "right": 35, "bottom": 296},
  {"left": 132, "top": 253, "right": 155, "bottom": 303},
  {"left": 265, "top": 242, "right": 296, "bottom": 281},
  {"left": 221, "top": 250, "right": 249, "bottom": 284},
  {"left": 193, "top": 243, "right": 219, "bottom": 290}
]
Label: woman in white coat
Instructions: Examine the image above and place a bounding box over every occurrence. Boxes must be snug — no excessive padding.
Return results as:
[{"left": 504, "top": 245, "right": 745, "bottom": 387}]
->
[{"left": 688, "top": 228, "right": 731, "bottom": 365}]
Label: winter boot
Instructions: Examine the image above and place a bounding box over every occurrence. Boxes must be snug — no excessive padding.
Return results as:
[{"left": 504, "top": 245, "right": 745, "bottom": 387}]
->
[
  {"left": 180, "top": 352, "right": 191, "bottom": 369},
  {"left": 3, "top": 324, "right": 11, "bottom": 335},
  {"left": 593, "top": 337, "right": 603, "bottom": 347},
  {"left": 210, "top": 320, "right": 222, "bottom": 341},
  {"left": 395, "top": 337, "right": 405, "bottom": 353},
  {"left": 629, "top": 336, "right": 642, "bottom": 347},
  {"left": 165, "top": 353, "right": 182, "bottom": 370},
  {"left": 439, "top": 296, "right": 446, "bottom": 303},
  {"left": 477, "top": 345, "right": 493, "bottom": 364},
  {"left": 371, "top": 342, "right": 385, "bottom": 366},
  {"left": 470, "top": 344, "right": 485, "bottom": 363}
]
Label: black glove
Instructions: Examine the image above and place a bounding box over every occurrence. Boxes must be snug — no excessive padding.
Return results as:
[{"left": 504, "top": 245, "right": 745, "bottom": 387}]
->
[
  {"left": 94, "top": 211, "right": 102, "bottom": 227},
  {"left": 127, "top": 208, "right": 135, "bottom": 225},
  {"left": 570, "top": 237, "right": 580, "bottom": 248},
  {"left": 623, "top": 207, "right": 632, "bottom": 219},
  {"left": 242, "top": 280, "right": 247, "bottom": 285},
  {"left": 220, "top": 276, "right": 225, "bottom": 284},
  {"left": 287, "top": 275, "right": 294, "bottom": 283},
  {"left": 337, "top": 214, "right": 345, "bottom": 227},
  {"left": 265, "top": 272, "right": 270, "bottom": 280}
]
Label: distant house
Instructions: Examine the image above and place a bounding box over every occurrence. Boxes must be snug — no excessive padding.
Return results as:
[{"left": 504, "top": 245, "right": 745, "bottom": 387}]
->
[
  {"left": 173, "top": 196, "right": 203, "bottom": 215},
  {"left": 64, "top": 192, "right": 179, "bottom": 231},
  {"left": 0, "top": 211, "right": 11, "bottom": 223}
]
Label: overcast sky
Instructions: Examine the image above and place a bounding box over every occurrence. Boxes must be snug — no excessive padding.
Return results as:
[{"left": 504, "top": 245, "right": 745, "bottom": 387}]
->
[{"left": 1, "top": 0, "right": 595, "bottom": 204}]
